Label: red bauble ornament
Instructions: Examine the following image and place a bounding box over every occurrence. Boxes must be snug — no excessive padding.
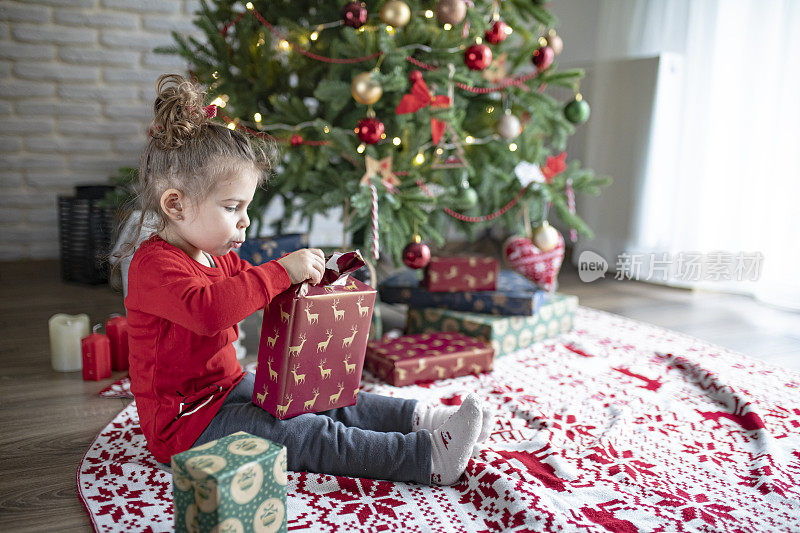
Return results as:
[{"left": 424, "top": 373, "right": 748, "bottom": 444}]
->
[
  {"left": 532, "top": 45, "right": 554, "bottom": 71},
  {"left": 503, "top": 232, "right": 565, "bottom": 292},
  {"left": 409, "top": 70, "right": 424, "bottom": 83},
  {"left": 341, "top": 2, "right": 368, "bottom": 28},
  {"left": 355, "top": 117, "right": 384, "bottom": 144},
  {"left": 484, "top": 20, "right": 509, "bottom": 44},
  {"left": 290, "top": 134, "right": 304, "bottom": 146},
  {"left": 402, "top": 237, "right": 431, "bottom": 269},
  {"left": 464, "top": 43, "right": 492, "bottom": 70}
]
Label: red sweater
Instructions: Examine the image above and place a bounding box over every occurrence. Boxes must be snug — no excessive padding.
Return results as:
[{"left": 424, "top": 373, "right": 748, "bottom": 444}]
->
[{"left": 124, "top": 234, "right": 291, "bottom": 464}]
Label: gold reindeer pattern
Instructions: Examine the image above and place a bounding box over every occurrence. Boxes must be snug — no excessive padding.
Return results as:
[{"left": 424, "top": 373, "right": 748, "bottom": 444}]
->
[
  {"left": 256, "top": 283, "right": 378, "bottom": 419},
  {"left": 425, "top": 256, "right": 499, "bottom": 291},
  {"left": 365, "top": 331, "right": 493, "bottom": 386}
]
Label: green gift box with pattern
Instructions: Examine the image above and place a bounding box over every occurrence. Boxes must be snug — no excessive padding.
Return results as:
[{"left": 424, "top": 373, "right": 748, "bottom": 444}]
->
[
  {"left": 406, "top": 293, "right": 578, "bottom": 358},
  {"left": 172, "top": 431, "right": 288, "bottom": 533}
]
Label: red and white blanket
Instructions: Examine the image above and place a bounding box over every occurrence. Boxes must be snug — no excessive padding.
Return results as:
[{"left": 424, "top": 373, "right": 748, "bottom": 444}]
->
[{"left": 78, "top": 307, "right": 800, "bottom": 532}]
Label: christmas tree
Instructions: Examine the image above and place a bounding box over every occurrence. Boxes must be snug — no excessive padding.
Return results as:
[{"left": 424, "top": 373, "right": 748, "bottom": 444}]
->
[{"left": 158, "top": 0, "right": 611, "bottom": 266}]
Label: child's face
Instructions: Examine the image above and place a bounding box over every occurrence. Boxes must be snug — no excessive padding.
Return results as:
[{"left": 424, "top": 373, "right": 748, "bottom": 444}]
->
[{"left": 180, "top": 169, "right": 258, "bottom": 258}]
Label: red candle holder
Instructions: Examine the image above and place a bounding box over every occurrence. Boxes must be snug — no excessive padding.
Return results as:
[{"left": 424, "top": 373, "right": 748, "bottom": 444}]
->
[
  {"left": 106, "top": 314, "right": 129, "bottom": 371},
  {"left": 82, "top": 324, "right": 111, "bottom": 381}
]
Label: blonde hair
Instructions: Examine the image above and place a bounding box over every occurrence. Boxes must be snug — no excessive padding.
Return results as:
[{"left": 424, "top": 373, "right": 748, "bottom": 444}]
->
[{"left": 110, "top": 73, "right": 279, "bottom": 290}]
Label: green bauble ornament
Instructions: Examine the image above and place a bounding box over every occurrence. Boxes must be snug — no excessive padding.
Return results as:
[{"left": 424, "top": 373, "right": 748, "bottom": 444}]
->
[{"left": 564, "top": 94, "right": 590, "bottom": 125}]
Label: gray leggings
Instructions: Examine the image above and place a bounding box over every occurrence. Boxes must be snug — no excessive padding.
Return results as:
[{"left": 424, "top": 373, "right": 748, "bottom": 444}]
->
[{"left": 176, "top": 372, "right": 432, "bottom": 484}]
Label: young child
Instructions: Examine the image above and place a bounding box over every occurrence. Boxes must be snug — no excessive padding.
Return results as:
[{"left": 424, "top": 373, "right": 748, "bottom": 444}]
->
[{"left": 120, "top": 74, "right": 493, "bottom": 486}]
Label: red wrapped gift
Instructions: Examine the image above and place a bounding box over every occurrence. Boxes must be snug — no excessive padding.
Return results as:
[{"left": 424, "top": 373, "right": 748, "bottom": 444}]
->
[
  {"left": 365, "top": 332, "right": 494, "bottom": 386},
  {"left": 81, "top": 327, "right": 111, "bottom": 381},
  {"left": 253, "top": 251, "right": 376, "bottom": 419},
  {"left": 423, "top": 256, "right": 499, "bottom": 292}
]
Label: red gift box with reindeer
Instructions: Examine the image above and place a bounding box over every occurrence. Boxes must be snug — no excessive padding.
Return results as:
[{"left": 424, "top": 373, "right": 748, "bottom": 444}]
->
[
  {"left": 253, "top": 251, "right": 376, "bottom": 419},
  {"left": 364, "top": 332, "right": 495, "bottom": 386},
  {"left": 423, "top": 256, "right": 499, "bottom": 292}
]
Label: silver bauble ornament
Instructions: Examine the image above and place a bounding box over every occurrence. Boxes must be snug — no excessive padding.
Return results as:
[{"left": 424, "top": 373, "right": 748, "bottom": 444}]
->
[{"left": 496, "top": 112, "right": 522, "bottom": 140}]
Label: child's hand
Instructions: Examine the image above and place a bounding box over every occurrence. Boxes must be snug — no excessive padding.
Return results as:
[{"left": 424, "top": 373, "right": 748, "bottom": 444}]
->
[{"left": 276, "top": 248, "right": 325, "bottom": 285}]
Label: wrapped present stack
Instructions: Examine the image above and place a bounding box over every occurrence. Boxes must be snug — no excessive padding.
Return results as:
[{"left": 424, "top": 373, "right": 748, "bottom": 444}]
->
[
  {"left": 253, "top": 251, "right": 375, "bottom": 419},
  {"left": 378, "top": 254, "right": 578, "bottom": 368},
  {"left": 172, "top": 431, "right": 288, "bottom": 533}
]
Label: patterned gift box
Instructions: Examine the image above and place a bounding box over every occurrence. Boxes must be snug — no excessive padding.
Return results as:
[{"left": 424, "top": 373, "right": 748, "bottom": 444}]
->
[
  {"left": 365, "top": 332, "right": 494, "bottom": 386},
  {"left": 172, "top": 431, "right": 288, "bottom": 533},
  {"left": 406, "top": 293, "right": 578, "bottom": 357},
  {"left": 237, "top": 233, "right": 308, "bottom": 266},
  {"left": 423, "top": 256, "right": 499, "bottom": 292},
  {"left": 254, "top": 251, "right": 376, "bottom": 419},
  {"left": 380, "top": 269, "right": 548, "bottom": 316}
]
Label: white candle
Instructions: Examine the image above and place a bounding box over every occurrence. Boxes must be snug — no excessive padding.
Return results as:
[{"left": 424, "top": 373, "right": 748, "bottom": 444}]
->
[{"left": 49, "top": 313, "right": 90, "bottom": 372}]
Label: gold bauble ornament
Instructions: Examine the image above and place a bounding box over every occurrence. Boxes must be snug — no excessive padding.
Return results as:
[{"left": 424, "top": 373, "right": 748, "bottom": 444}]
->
[
  {"left": 380, "top": 0, "right": 411, "bottom": 27},
  {"left": 435, "top": 0, "right": 466, "bottom": 25},
  {"left": 351, "top": 71, "right": 383, "bottom": 105},
  {"left": 532, "top": 221, "right": 560, "bottom": 252}
]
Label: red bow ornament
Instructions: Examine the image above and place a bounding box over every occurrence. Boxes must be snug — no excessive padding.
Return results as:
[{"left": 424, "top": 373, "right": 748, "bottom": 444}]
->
[
  {"left": 395, "top": 78, "right": 451, "bottom": 145},
  {"left": 541, "top": 152, "right": 567, "bottom": 183}
]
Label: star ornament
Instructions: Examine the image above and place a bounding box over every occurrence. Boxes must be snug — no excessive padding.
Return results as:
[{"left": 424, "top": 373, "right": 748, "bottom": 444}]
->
[{"left": 360, "top": 155, "right": 400, "bottom": 191}]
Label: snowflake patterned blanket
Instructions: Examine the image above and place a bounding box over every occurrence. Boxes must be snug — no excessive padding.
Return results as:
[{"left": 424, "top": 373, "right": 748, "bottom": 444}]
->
[{"left": 78, "top": 307, "right": 800, "bottom": 532}]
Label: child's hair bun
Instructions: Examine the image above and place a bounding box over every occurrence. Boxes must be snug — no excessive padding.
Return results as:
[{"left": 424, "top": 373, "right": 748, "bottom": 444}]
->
[{"left": 148, "top": 73, "right": 208, "bottom": 150}]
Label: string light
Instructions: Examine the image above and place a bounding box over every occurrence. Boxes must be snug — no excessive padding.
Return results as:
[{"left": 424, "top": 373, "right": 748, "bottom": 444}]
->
[
  {"left": 253, "top": 113, "right": 262, "bottom": 122},
  {"left": 279, "top": 39, "right": 290, "bottom": 51},
  {"left": 310, "top": 31, "right": 319, "bottom": 41},
  {"left": 475, "top": 36, "right": 482, "bottom": 45},
  {"left": 323, "top": 125, "right": 330, "bottom": 133},
  {"left": 228, "top": 122, "right": 236, "bottom": 130},
  {"left": 380, "top": 133, "right": 386, "bottom": 139},
  {"left": 424, "top": 10, "right": 433, "bottom": 18},
  {"left": 246, "top": 2, "right": 253, "bottom": 9},
  {"left": 486, "top": 106, "right": 494, "bottom": 113},
  {"left": 465, "top": 136, "right": 474, "bottom": 144},
  {"left": 414, "top": 152, "right": 425, "bottom": 164},
  {"left": 508, "top": 142, "right": 518, "bottom": 151},
  {"left": 357, "top": 144, "right": 366, "bottom": 153},
  {"left": 212, "top": 71, "right": 219, "bottom": 79},
  {"left": 436, "top": 147, "right": 444, "bottom": 155},
  {"left": 443, "top": 23, "right": 452, "bottom": 31},
  {"left": 504, "top": 26, "right": 513, "bottom": 35},
  {"left": 386, "top": 25, "right": 394, "bottom": 33},
  {"left": 211, "top": 97, "right": 226, "bottom": 108},
  {"left": 392, "top": 137, "right": 401, "bottom": 146}
]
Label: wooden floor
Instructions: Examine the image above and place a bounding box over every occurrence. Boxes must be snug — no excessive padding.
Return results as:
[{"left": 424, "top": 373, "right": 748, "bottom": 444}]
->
[{"left": 1, "top": 258, "right": 798, "bottom": 532}]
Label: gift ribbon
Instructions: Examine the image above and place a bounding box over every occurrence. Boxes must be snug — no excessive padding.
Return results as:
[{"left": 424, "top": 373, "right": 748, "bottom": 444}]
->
[
  {"left": 395, "top": 78, "right": 451, "bottom": 145},
  {"left": 297, "top": 250, "right": 366, "bottom": 296}
]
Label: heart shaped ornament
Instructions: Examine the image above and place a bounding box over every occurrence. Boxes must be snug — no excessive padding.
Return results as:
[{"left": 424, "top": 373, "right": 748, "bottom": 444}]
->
[{"left": 503, "top": 231, "right": 565, "bottom": 291}]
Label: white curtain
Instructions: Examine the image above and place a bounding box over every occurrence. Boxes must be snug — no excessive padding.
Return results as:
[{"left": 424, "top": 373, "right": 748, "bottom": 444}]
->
[{"left": 593, "top": 0, "right": 800, "bottom": 310}]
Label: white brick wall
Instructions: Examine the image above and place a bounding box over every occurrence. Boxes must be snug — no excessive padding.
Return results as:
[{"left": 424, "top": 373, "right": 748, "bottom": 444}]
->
[{"left": 0, "top": 0, "right": 202, "bottom": 261}]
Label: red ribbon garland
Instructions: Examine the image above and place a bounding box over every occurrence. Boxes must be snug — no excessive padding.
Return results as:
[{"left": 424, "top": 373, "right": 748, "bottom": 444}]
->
[{"left": 394, "top": 78, "right": 451, "bottom": 145}]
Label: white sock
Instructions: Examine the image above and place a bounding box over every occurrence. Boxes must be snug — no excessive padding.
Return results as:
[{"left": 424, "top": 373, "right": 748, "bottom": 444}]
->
[
  {"left": 429, "top": 394, "right": 482, "bottom": 485},
  {"left": 412, "top": 400, "right": 495, "bottom": 443}
]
